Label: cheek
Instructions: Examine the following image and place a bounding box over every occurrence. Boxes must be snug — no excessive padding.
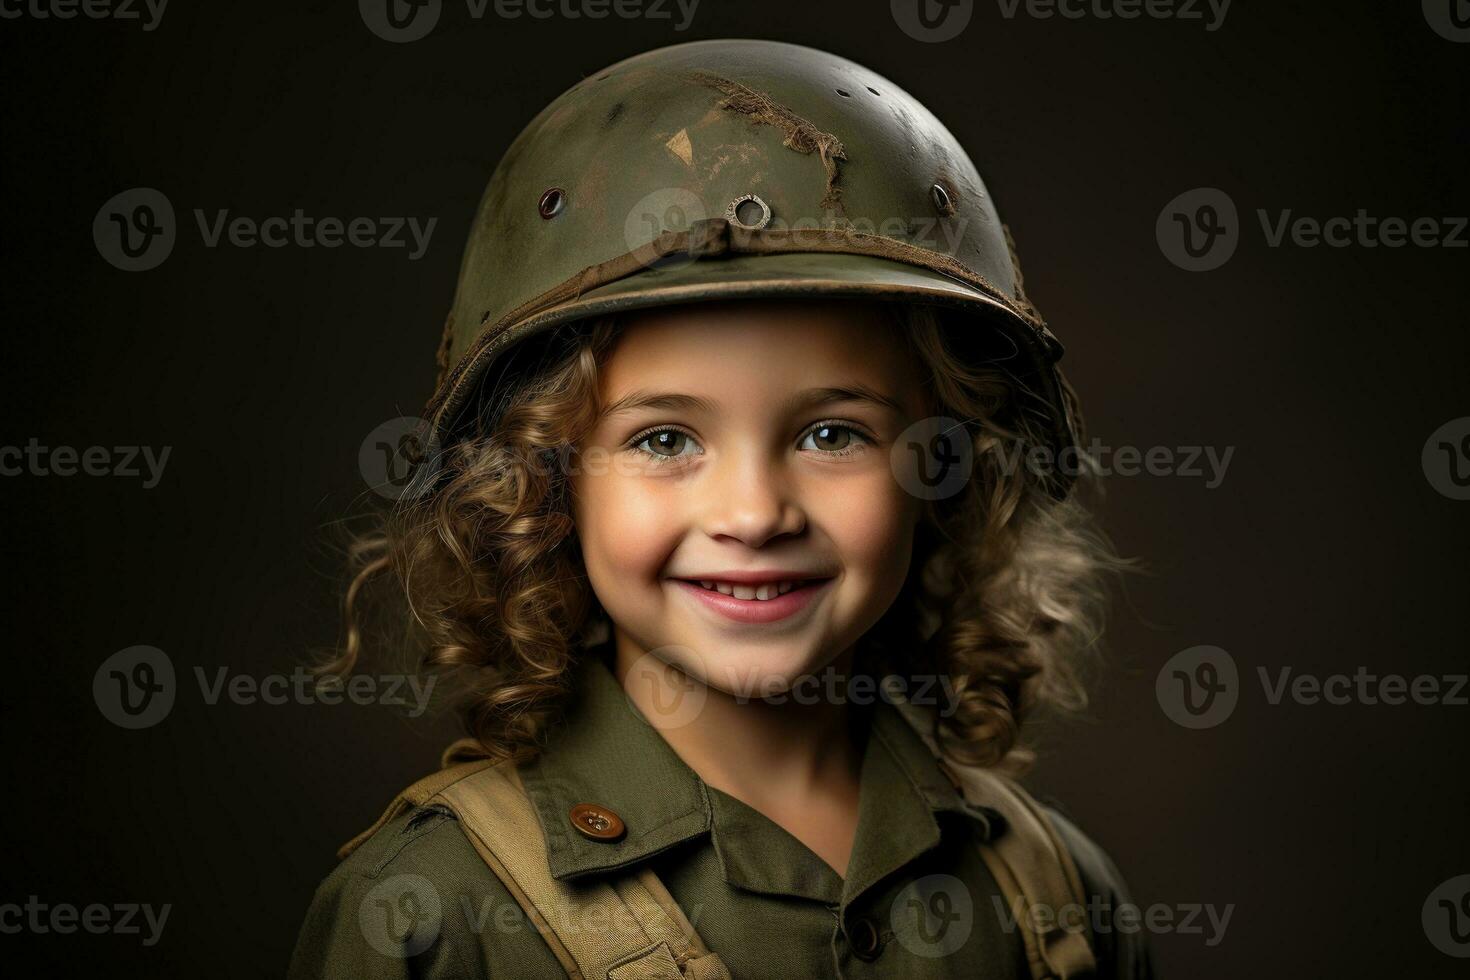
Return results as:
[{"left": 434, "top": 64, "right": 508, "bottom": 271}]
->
[
  {"left": 819, "top": 470, "right": 919, "bottom": 590},
  {"left": 574, "top": 470, "right": 679, "bottom": 588}
]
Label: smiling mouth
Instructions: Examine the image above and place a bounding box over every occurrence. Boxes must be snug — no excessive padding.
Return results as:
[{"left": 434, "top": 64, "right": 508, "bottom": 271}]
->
[
  {"left": 670, "top": 576, "right": 834, "bottom": 624},
  {"left": 676, "top": 578, "right": 830, "bottom": 601}
]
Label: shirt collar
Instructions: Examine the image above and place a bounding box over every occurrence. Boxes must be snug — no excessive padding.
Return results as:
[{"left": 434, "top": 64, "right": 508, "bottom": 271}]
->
[
  {"left": 518, "top": 650, "right": 996, "bottom": 895},
  {"left": 518, "top": 651, "right": 713, "bottom": 882},
  {"left": 836, "top": 697, "right": 996, "bottom": 903}
]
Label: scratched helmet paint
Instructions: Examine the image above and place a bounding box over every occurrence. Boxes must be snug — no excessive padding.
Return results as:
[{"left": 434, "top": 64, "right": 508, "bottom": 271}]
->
[{"left": 426, "top": 38, "right": 1081, "bottom": 499}]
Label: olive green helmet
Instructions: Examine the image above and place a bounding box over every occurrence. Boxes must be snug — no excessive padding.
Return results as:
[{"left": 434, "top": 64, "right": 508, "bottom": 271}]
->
[{"left": 426, "top": 38, "right": 1080, "bottom": 498}]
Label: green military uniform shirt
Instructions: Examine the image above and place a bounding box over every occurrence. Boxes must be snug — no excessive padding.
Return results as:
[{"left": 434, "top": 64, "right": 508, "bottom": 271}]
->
[{"left": 289, "top": 651, "right": 1154, "bottom": 978}]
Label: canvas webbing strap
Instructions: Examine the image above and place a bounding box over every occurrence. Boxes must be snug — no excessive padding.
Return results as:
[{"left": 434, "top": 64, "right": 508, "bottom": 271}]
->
[
  {"left": 946, "top": 764, "right": 1097, "bottom": 979},
  {"left": 435, "top": 763, "right": 730, "bottom": 980},
  {"left": 340, "top": 745, "right": 730, "bottom": 980}
]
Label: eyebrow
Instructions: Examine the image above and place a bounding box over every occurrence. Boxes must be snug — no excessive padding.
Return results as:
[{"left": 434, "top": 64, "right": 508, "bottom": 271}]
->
[{"left": 600, "top": 383, "right": 906, "bottom": 421}]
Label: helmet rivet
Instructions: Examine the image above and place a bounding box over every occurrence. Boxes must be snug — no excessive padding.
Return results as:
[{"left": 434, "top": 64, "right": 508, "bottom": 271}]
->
[
  {"left": 538, "top": 187, "right": 566, "bottom": 220},
  {"left": 930, "top": 182, "right": 956, "bottom": 216},
  {"left": 725, "top": 193, "right": 772, "bottom": 231}
]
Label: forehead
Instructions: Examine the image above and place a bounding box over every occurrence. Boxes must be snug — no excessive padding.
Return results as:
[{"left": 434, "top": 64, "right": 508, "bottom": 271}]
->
[{"left": 598, "top": 301, "right": 920, "bottom": 401}]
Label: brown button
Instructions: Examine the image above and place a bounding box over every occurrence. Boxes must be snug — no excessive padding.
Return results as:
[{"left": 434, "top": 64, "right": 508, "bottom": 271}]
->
[
  {"left": 568, "top": 802, "right": 626, "bottom": 842},
  {"left": 848, "top": 916, "right": 883, "bottom": 961}
]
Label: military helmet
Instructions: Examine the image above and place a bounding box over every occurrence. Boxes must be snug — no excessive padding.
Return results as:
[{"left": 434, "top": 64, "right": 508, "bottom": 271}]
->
[{"left": 426, "top": 38, "right": 1080, "bottom": 499}]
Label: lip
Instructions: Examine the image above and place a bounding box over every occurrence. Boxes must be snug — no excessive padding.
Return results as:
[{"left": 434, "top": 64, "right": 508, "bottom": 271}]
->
[{"left": 671, "top": 577, "right": 833, "bottom": 625}]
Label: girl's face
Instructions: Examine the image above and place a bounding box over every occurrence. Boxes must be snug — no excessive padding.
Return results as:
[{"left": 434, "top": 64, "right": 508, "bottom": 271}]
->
[{"left": 570, "top": 300, "right": 929, "bottom": 699}]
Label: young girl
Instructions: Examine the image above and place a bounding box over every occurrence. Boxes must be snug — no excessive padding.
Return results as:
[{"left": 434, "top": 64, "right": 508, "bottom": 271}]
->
[{"left": 290, "top": 39, "right": 1152, "bottom": 980}]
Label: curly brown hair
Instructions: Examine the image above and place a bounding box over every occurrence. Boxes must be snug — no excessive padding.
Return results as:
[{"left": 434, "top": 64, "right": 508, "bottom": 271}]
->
[{"left": 329, "top": 301, "right": 1125, "bottom": 771}]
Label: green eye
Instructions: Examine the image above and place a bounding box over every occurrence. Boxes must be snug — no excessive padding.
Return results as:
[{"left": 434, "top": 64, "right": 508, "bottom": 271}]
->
[
  {"left": 630, "top": 427, "right": 702, "bottom": 462},
  {"left": 645, "top": 430, "right": 690, "bottom": 456},
  {"left": 800, "top": 423, "right": 866, "bottom": 455}
]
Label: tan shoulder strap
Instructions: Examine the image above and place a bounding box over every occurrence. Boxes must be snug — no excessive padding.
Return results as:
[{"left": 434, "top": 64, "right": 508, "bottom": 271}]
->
[
  {"left": 337, "top": 756, "right": 498, "bottom": 860},
  {"left": 435, "top": 765, "right": 728, "bottom": 980},
  {"left": 947, "top": 764, "right": 1097, "bottom": 979},
  {"left": 340, "top": 746, "right": 729, "bottom": 980},
  {"left": 889, "top": 700, "right": 1095, "bottom": 978}
]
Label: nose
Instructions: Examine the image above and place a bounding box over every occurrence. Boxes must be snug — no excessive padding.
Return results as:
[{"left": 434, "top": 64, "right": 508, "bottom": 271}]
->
[{"left": 697, "top": 448, "right": 806, "bottom": 549}]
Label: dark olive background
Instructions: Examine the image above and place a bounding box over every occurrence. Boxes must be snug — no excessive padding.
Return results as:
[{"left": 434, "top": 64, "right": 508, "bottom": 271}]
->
[{"left": 2, "top": 0, "right": 1467, "bottom": 976}]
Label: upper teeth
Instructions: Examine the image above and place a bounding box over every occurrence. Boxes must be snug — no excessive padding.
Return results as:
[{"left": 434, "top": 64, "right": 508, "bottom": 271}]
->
[{"left": 698, "top": 580, "right": 801, "bottom": 601}]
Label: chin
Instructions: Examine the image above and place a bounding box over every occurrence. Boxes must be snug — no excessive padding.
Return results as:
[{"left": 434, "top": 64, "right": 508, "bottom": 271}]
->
[{"left": 669, "top": 635, "right": 842, "bottom": 701}]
